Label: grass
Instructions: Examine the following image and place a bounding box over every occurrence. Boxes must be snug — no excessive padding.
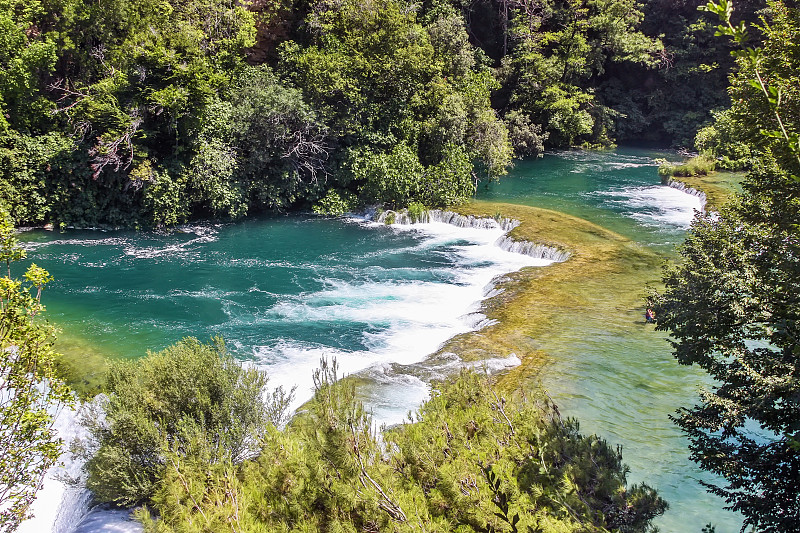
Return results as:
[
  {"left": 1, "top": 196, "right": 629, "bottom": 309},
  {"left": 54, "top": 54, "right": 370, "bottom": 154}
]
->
[
  {"left": 441, "top": 201, "right": 665, "bottom": 390},
  {"left": 658, "top": 155, "right": 716, "bottom": 179}
]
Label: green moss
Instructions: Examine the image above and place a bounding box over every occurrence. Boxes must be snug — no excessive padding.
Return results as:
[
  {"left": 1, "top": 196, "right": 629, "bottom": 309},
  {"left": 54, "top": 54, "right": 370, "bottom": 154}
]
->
[
  {"left": 53, "top": 333, "right": 111, "bottom": 399},
  {"left": 442, "top": 201, "right": 664, "bottom": 389}
]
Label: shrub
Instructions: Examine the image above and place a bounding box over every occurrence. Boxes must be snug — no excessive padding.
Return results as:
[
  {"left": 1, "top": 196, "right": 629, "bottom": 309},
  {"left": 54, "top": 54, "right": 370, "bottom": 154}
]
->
[
  {"left": 85, "top": 337, "right": 292, "bottom": 506},
  {"left": 386, "top": 370, "right": 668, "bottom": 532},
  {"left": 406, "top": 201, "right": 427, "bottom": 222},
  {"left": 109, "top": 363, "right": 668, "bottom": 532},
  {"left": 694, "top": 108, "right": 754, "bottom": 171},
  {"left": 312, "top": 189, "right": 357, "bottom": 216},
  {"left": 658, "top": 155, "right": 716, "bottom": 182}
]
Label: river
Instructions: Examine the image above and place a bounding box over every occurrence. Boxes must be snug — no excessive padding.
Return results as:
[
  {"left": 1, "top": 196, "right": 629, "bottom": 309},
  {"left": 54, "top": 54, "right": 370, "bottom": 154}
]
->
[{"left": 19, "top": 148, "right": 741, "bottom": 532}]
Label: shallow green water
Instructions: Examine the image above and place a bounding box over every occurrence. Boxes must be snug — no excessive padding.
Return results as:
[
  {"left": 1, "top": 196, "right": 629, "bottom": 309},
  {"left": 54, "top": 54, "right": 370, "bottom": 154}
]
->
[
  {"left": 477, "top": 148, "right": 741, "bottom": 532},
  {"left": 22, "top": 147, "right": 740, "bottom": 532}
]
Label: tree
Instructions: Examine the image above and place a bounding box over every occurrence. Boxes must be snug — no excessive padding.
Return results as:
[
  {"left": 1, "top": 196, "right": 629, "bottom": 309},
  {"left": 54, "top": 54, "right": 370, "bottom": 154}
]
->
[
  {"left": 0, "top": 207, "right": 71, "bottom": 532},
  {"left": 654, "top": 2, "right": 800, "bottom": 530},
  {"left": 655, "top": 163, "right": 800, "bottom": 531},
  {"left": 698, "top": 0, "right": 799, "bottom": 176},
  {"left": 85, "top": 337, "right": 293, "bottom": 506},
  {"left": 137, "top": 365, "right": 667, "bottom": 532},
  {"left": 281, "top": 0, "right": 512, "bottom": 208},
  {"left": 0, "top": 0, "right": 58, "bottom": 134},
  {"left": 496, "top": 0, "right": 662, "bottom": 147}
]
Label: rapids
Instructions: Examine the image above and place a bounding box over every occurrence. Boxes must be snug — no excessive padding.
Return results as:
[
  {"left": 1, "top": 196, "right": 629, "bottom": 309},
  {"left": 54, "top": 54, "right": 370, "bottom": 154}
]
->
[{"left": 18, "top": 148, "right": 741, "bottom": 532}]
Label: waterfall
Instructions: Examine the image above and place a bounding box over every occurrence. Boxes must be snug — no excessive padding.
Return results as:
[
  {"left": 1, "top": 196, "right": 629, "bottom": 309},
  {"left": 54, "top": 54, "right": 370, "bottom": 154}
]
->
[
  {"left": 493, "top": 236, "right": 571, "bottom": 262},
  {"left": 664, "top": 179, "right": 708, "bottom": 212},
  {"left": 375, "top": 208, "right": 519, "bottom": 231},
  {"left": 18, "top": 398, "right": 143, "bottom": 533},
  {"left": 374, "top": 209, "right": 570, "bottom": 262}
]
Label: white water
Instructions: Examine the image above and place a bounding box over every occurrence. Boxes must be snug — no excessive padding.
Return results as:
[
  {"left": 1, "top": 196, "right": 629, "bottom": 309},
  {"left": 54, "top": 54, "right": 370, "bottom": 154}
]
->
[
  {"left": 593, "top": 185, "right": 705, "bottom": 229},
  {"left": 252, "top": 215, "right": 554, "bottom": 421},
  {"left": 20, "top": 212, "right": 554, "bottom": 533},
  {"left": 664, "top": 179, "right": 709, "bottom": 211},
  {"left": 18, "top": 400, "right": 143, "bottom": 533},
  {"left": 21, "top": 183, "right": 706, "bottom": 531}
]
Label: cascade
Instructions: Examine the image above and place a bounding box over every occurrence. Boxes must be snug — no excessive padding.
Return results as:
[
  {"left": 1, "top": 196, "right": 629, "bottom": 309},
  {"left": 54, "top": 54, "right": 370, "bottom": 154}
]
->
[
  {"left": 375, "top": 208, "right": 518, "bottom": 231},
  {"left": 19, "top": 399, "right": 143, "bottom": 533},
  {"left": 664, "top": 179, "right": 708, "bottom": 212},
  {"left": 375, "top": 209, "right": 570, "bottom": 262},
  {"left": 493, "top": 236, "right": 571, "bottom": 262}
]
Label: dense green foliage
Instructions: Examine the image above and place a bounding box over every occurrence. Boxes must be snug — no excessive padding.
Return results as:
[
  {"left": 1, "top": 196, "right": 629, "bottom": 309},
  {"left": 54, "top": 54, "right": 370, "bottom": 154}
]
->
[
  {"left": 654, "top": 1, "right": 800, "bottom": 530},
  {"left": 88, "top": 352, "right": 666, "bottom": 532},
  {"left": 693, "top": 0, "right": 799, "bottom": 171},
  {"left": 0, "top": 207, "right": 71, "bottom": 532},
  {"left": 0, "top": 0, "right": 762, "bottom": 227},
  {"left": 656, "top": 155, "right": 716, "bottom": 179},
  {"left": 84, "top": 337, "right": 293, "bottom": 506}
]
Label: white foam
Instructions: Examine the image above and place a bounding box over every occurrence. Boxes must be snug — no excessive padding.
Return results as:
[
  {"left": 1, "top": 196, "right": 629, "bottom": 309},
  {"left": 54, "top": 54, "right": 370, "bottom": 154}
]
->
[
  {"left": 20, "top": 225, "right": 220, "bottom": 260},
  {"left": 665, "top": 179, "right": 708, "bottom": 209},
  {"left": 594, "top": 185, "right": 704, "bottom": 229},
  {"left": 17, "top": 398, "right": 144, "bottom": 533},
  {"left": 21, "top": 237, "right": 129, "bottom": 251},
  {"left": 250, "top": 218, "right": 552, "bottom": 423},
  {"left": 70, "top": 508, "right": 142, "bottom": 533},
  {"left": 24, "top": 214, "right": 555, "bottom": 533},
  {"left": 122, "top": 225, "right": 219, "bottom": 259}
]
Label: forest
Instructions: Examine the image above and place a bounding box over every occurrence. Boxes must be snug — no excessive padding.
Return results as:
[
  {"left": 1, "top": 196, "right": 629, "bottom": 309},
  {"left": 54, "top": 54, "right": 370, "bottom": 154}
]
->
[
  {"left": 0, "top": 0, "right": 768, "bottom": 228},
  {"left": 2, "top": 0, "right": 800, "bottom": 531}
]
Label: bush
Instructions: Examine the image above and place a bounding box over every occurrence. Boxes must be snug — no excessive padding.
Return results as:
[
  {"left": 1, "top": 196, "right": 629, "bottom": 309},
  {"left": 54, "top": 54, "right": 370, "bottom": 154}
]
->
[
  {"left": 504, "top": 110, "right": 548, "bottom": 158},
  {"left": 658, "top": 155, "right": 716, "bottom": 181},
  {"left": 85, "top": 337, "right": 292, "bottom": 506},
  {"left": 312, "top": 189, "right": 358, "bottom": 216},
  {"left": 386, "top": 370, "right": 668, "bottom": 532},
  {"left": 694, "top": 109, "right": 753, "bottom": 170},
  {"left": 136, "top": 366, "right": 667, "bottom": 532},
  {"left": 406, "top": 201, "right": 427, "bottom": 222}
]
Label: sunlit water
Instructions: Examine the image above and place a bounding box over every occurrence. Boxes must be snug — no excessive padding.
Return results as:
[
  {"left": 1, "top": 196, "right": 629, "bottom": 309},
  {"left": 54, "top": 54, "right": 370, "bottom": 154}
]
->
[
  {"left": 18, "top": 148, "right": 740, "bottom": 532},
  {"left": 479, "top": 149, "right": 740, "bottom": 532}
]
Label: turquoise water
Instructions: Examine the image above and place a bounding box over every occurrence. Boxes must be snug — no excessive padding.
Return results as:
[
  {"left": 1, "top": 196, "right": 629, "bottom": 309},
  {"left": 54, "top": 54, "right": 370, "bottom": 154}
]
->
[
  {"left": 477, "top": 149, "right": 740, "bottom": 532},
  {"left": 21, "top": 148, "right": 740, "bottom": 532},
  {"left": 480, "top": 148, "right": 692, "bottom": 247},
  {"left": 22, "top": 215, "right": 549, "bottom": 422}
]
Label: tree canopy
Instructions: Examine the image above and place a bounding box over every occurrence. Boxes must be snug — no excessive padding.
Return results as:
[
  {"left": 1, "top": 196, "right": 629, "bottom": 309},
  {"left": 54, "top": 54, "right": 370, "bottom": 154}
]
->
[
  {"left": 654, "top": 1, "right": 800, "bottom": 530},
  {"left": 0, "top": 0, "right": 751, "bottom": 227},
  {"left": 86, "top": 356, "right": 667, "bottom": 532}
]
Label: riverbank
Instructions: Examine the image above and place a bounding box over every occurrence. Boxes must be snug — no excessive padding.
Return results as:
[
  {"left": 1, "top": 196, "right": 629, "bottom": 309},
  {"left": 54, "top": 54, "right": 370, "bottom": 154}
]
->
[
  {"left": 441, "top": 200, "right": 662, "bottom": 388},
  {"left": 24, "top": 149, "right": 743, "bottom": 532},
  {"left": 453, "top": 158, "right": 743, "bottom": 530}
]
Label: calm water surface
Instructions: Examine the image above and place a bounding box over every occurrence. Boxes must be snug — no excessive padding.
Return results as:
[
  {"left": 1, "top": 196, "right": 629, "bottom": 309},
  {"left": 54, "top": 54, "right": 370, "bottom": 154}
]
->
[
  {"left": 21, "top": 148, "right": 740, "bottom": 532},
  {"left": 478, "top": 148, "right": 739, "bottom": 532}
]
